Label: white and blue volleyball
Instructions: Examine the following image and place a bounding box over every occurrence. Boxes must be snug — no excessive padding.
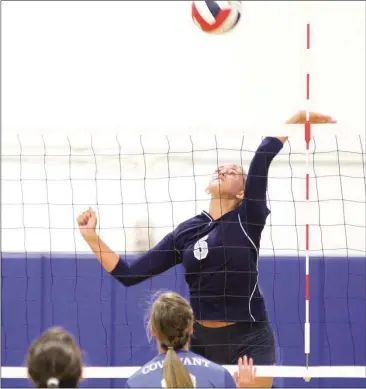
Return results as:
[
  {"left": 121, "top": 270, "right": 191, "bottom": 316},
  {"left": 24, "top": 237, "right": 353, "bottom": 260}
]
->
[{"left": 192, "top": 1, "right": 242, "bottom": 34}]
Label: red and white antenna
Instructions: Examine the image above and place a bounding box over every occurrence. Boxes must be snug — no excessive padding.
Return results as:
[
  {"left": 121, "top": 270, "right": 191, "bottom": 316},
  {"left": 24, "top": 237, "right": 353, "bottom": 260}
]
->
[{"left": 304, "top": 21, "right": 311, "bottom": 381}]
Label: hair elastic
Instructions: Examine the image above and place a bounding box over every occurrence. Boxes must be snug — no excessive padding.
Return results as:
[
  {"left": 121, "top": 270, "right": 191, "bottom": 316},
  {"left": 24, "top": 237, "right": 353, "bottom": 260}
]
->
[{"left": 47, "top": 377, "right": 60, "bottom": 387}]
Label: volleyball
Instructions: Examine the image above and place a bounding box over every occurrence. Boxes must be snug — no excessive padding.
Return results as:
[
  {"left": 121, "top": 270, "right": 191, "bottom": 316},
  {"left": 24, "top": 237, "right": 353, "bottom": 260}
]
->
[{"left": 192, "top": 1, "right": 242, "bottom": 34}]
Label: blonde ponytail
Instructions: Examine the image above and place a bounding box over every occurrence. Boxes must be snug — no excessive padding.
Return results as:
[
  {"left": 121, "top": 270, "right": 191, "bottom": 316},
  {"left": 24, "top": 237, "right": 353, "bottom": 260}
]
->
[
  {"left": 149, "top": 292, "right": 195, "bottom": 388},
  {"left": 163, "top": 348, "right": 194, "bottom": 388}
]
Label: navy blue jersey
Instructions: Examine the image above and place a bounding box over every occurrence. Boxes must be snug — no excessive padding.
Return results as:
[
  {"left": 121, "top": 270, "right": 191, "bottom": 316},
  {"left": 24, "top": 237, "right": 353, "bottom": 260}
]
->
[
  {"left": 112, "top": 137, "right": 284, "bottom": 322},
  {"left": 125, "top": 350, "right": 236, "bottom": 388}
]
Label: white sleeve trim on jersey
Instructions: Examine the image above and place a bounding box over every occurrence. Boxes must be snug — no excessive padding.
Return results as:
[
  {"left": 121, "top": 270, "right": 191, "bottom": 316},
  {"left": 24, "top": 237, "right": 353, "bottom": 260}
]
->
[{"left": 238, "top": 214, "right": 259, "bottom": 322}]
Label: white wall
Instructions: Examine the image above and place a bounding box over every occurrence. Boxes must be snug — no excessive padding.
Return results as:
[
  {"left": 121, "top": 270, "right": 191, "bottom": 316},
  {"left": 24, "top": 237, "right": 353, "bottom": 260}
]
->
[
  {"left": 2, "top": 133, "right": 365, "bottom": 256},
  {"left": 2, "top": 1, "right": 365, "bottom": 133},
  {"left": 2, "top": 1, "right": 365, "bottom": 256}
]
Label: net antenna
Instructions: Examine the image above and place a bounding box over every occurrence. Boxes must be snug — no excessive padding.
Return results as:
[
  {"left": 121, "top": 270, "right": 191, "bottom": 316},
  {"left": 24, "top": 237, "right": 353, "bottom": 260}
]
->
[{"left": 304, "top": 19, "right": 311, "bottom": 381}]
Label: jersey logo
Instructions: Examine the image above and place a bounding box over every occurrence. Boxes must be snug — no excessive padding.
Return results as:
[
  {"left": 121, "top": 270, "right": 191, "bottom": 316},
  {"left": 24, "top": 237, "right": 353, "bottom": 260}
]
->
[
  {"left": 161, "top": 374, "right": 196, "bottom": 387},
  {"left": 193, "top": 235, "right": 209, "bottom": 260}
]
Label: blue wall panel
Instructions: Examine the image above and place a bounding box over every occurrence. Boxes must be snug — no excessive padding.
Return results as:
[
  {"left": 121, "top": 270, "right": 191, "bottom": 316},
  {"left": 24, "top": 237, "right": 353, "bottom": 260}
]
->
[{"left": 1, "top": 254, "right": 365, "bottom": 388}]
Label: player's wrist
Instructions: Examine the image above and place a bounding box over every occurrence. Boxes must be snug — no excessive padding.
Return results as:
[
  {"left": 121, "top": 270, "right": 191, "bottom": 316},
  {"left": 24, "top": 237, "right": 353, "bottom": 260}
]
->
[{"left": 83, "top": 230, "right": 99, "bottom": 244}]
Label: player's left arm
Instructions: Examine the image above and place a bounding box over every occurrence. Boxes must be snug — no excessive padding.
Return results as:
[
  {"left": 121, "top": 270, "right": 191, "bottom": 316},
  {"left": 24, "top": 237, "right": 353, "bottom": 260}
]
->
[
  {"left": 275, "top": 136, "right": 287, "bottom": 144},
  {"left": 277, "top": 110, "right": 335, "bottom": 144},
  {"left": 239, "top": 111, "right": 335, "bottom": 237},
  {"left": 243, "top": 111, "right": 335, "bottom": 212},
  {"left": 241, "top": 136, "right": 284, "bottom": 214}
]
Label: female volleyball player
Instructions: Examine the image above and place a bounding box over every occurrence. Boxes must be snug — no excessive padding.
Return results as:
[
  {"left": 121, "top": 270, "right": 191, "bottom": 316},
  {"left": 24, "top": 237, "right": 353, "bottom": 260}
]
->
[
  {"left": 78, "top": 111, "right": 335, "bottom": 388},
  {"left": 27, "top": 327, "right": 83, "bottom": 388},
  {"left": 125, "top": 292, "right": 256, "bottom": 388}
]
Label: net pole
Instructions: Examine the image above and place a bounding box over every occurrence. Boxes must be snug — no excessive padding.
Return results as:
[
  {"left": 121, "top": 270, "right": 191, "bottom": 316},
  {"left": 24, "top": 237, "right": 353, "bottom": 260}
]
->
[{"left": 304, "top": 20, "right": 311, "bottom": 373}]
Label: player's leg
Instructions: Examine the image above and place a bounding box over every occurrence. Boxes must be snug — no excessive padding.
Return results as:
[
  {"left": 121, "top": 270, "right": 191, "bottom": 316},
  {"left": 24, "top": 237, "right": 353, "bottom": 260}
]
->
[
  {"left": 230, "top": 321, "right": 276, "bottom": 388},
  {"left": 190, "top": 322, "right": 232, "bottom": 364}
]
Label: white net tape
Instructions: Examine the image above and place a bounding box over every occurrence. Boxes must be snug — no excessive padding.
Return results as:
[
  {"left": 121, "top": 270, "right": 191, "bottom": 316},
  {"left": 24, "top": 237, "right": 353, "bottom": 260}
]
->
[{"left": 2, "top": 365, "right": 366, "bottom": 379}]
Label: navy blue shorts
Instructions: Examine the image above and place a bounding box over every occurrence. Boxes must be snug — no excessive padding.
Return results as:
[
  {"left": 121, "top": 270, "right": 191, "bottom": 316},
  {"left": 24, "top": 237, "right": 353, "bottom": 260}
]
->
[{"left": 190, "top": 321, "right": 276, "bottom": 365}]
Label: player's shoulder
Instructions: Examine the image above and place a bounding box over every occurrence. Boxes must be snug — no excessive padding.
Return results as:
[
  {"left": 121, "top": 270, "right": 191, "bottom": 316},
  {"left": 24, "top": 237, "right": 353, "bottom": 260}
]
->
[
  {"left": 185, "top": 351, "right": 235, "bottom": 387},
  {"left": 185, "top": 350, "right": 227, "bottom": 373},
  {"left": 175, "top": 212, "right": 211, "bottom": 233},
  {"left": 124, "top": 366, "right": 142, "bottom": 387},
  {"left": 125, "top": 354, "right": 164, "bottom": 387}
]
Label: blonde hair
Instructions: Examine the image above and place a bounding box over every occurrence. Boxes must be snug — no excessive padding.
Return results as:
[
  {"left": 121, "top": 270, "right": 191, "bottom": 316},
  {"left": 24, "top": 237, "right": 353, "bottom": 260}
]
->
[{"left": 149, "top": 292, "right": 194, "bottom": 388}]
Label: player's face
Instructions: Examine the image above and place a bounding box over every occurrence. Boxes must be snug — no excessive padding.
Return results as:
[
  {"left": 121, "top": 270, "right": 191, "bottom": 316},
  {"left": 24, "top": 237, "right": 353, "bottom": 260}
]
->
[{"left": 207, "top": 163, "right": 245, "bottom": 199}]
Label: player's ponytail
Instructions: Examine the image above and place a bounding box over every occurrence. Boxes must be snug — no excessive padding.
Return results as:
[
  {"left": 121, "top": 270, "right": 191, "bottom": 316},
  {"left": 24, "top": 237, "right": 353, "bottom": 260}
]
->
[
  {"left": 163, "top": 344, "right": 193, "bottom": 388},
  {"left": 27, "top": 327, "right": 82, "bottom": 388},
  {"left": 150, "top": 292, "right": 195, "bottom": 388}
]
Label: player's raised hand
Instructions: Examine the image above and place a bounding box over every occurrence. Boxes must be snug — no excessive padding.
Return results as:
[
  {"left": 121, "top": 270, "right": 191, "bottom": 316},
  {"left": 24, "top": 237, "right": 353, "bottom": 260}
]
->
[
  {"left": 286, "top": 111, "right": 336, "bottom": 124},
  {"left": 233, "top": 355, "right": 256, "bottom": 388},
  {"left": 77, "top": 208, "right": 97, "bottom": 239}
]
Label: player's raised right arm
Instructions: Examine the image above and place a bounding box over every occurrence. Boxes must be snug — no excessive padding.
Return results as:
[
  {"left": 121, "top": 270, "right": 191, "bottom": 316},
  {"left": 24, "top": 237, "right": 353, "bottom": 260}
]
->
[
  {"left": 77, "top": 208, "right": 181, "bottom": 286},
  {"left": 78, "top": 208, "right": 119, "bottom": 272}
]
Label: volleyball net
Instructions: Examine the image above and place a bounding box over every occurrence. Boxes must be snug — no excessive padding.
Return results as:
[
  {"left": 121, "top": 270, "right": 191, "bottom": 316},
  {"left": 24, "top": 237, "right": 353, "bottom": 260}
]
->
[{"left": 1, "top": 133, "right": 366, "bottom": 387}]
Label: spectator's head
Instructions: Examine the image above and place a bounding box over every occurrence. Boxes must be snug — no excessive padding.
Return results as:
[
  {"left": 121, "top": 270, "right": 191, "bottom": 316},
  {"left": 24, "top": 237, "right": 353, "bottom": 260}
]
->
[
  {"left": 27, "top": 327, "right": 82, "bottom": 388},
  {"left": 149, "top": 292, "right": 195, "bottom": 388}
]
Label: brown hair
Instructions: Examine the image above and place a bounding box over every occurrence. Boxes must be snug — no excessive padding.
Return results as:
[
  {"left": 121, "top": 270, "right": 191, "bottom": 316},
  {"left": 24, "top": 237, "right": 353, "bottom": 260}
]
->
[
  {"left": 150, "top": 292, "right": 194, "bottom": 388},
  {"left": 27, "top": 327, "right": 82, "bottom": 388}
]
